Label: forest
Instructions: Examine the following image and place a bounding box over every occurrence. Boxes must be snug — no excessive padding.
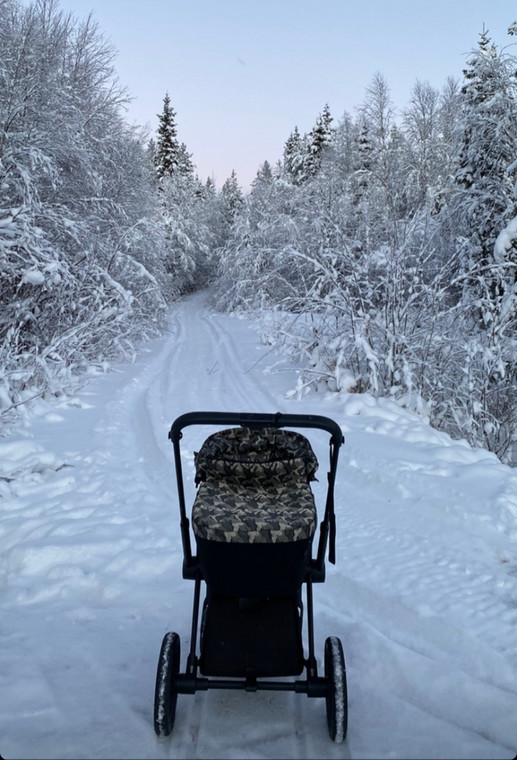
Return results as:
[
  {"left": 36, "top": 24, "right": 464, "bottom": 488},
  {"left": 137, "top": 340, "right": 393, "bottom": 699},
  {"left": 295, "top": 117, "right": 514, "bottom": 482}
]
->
[{"left": 1, "top": 0, "right": 516, "bottom": 464}]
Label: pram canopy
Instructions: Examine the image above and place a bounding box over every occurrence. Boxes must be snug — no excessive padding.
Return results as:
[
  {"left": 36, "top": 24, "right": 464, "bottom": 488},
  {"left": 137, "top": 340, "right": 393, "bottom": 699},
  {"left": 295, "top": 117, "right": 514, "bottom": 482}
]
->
[{"left": 192, "top": 427, "right": 319, "bottom": 544}]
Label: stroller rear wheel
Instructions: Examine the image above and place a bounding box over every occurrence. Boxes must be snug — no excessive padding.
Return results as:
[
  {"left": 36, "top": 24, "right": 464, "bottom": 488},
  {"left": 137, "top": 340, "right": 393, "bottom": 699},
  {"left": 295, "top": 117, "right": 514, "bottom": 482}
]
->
[
  {"left": 154, "top": 631, "right": 181, "bottom": 736},
  {"left": 324, "top": 636, "right": 348, "bottom": 743}
]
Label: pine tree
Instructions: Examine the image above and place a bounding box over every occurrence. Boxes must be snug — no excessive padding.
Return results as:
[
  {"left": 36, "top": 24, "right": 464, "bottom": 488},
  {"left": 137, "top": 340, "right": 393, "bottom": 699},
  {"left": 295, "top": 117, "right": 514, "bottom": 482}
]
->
[
  {"left": 440, "top": 28, "right": 517, "bottom": 461},
  {"left": 453, "top": 29, "right": 517, "bottom": 317},
  {"left": 177, "top": 142, "right": 195, "bottom": 177},
  {"left": 154, "top": 92, "right": 181, "bottom": 180},
  {"left": 252, "top": 160, "right": 273, "bottom": 187},
  {"left": 221, "top": 170, "right": 244, "bottom": 225},
  {"left": 283, "top": 126, "right": 307, "bottom": 185},
  {"left": 306, "top": 103, "right": 334, "bottom": 177},
  {"left": 350, "top": 118, "right": 374, "bottom": 201}
]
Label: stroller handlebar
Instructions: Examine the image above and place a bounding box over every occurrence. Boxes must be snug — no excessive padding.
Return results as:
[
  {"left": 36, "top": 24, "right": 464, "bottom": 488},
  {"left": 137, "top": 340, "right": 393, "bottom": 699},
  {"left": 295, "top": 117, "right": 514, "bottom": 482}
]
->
[{"left": 168, "top": 411, "right": 344, "bottom": 446}]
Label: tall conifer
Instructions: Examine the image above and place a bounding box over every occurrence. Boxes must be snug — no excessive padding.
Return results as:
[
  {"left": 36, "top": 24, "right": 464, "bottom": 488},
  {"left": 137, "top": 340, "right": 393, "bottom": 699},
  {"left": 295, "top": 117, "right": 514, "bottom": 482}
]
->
[
  {"left": 307, "top": 104, "right": 334, "bottom": 176},
  {"left": 453, "top": 30, "right": 517, "bottom": 316},
  {"left": 154, "top": 92, "right": 180, "bottom": 180}
]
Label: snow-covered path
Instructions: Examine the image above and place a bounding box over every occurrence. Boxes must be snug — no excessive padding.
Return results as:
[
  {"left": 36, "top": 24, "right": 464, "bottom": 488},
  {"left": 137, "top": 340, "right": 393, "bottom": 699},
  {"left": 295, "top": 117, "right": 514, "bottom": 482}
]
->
[{"left": 1, "top": 293, "right": 517, "bottom": 759}]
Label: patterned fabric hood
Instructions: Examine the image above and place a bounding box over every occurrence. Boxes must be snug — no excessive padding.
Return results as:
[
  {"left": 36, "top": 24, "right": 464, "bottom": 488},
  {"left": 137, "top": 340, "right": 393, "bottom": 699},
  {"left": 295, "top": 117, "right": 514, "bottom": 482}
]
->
[{"left": 194, "top": 427, "right": 319, "bottom": 487}]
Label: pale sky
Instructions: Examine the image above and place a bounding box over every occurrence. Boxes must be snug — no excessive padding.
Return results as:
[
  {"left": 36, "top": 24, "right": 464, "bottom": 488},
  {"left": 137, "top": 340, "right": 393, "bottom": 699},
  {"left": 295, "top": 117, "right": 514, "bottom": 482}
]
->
[{"left": 56, "top": 0, "right": 515, "bottom": 190}]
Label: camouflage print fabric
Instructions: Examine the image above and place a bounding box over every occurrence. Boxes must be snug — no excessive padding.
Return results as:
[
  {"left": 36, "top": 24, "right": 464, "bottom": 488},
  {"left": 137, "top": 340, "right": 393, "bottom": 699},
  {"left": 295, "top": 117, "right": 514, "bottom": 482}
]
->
[
  {"left": 192, "top": 427, "right": 318, "bottom": 544},
  {"left": 194, "top": 427, "right": 318, "bottom": 486}
]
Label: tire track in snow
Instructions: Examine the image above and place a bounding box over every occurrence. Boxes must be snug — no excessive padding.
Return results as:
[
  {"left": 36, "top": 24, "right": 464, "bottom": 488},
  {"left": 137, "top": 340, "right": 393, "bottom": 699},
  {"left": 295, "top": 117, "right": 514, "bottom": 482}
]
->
[
  {"left": 146, "top": 294, "right": 332, "bottom": 757},
  {"left": 154, "top": 294, "right": 240, "bottom": 415},
  {"left": 200, "top": 309, "right": 280, "bottom": 411},
  {"left": 138, "top": 295, "right": 350, "bottom": 757}
]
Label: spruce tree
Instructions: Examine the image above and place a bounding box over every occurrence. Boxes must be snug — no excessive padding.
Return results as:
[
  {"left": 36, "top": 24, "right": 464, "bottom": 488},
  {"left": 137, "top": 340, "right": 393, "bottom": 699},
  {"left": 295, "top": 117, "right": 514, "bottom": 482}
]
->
[
  {"left": 306, "top": 103, "right": 334, "bottom": 177},
  {"left": 453, "top": 30, "right": 517, "bottom": 317},
  {"left": 283, "top": 126, "right": 307, "bottom": 185},
  {"left": 443, "top": 28, "right": 517, "bottom": 461},
  {"left": 154, "top": 92, "right": 181, "bottom": 180},
  {"left": 253, "top": 160, "right": 273, "bottom": 187},
  {"left": 177, "top": 142, "right": 195, "bottom": 177},
  {"left": 221, "top": 170, "right": 244, "bottom": 225}
]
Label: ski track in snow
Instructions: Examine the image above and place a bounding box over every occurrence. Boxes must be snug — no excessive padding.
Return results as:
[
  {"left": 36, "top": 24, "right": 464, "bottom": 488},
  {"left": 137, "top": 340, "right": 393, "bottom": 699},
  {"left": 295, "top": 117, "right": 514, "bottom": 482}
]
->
[{"left": 1, "top": 292, "right": 516, "bottom": 759}]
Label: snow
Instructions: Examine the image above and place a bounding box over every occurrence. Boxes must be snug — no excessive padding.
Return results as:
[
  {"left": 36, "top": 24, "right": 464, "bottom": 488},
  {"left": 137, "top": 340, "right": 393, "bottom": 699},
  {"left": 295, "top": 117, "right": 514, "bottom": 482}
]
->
[
  {"left": 494, "top": 215, "right": 517, "bottom": 260},
  {"left": 1, "top": 292, "right": 516, "bottom": 759},
  {"left": 21, "top": 269, "right": 46, "bottom": 286}
]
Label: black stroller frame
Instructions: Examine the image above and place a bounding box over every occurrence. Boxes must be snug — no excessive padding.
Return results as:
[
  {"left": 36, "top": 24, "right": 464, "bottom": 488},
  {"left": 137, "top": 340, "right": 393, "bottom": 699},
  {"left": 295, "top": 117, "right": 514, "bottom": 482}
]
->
[{"left": 154, "top": 411, "right": 347, "bottom": 743}]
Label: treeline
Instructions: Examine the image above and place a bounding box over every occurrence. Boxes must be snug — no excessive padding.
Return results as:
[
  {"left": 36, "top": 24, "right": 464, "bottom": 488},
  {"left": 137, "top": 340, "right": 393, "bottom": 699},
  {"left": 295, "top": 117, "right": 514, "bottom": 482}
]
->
[{"left": 213, "top": 30, "right": 517, "bottom": 464}]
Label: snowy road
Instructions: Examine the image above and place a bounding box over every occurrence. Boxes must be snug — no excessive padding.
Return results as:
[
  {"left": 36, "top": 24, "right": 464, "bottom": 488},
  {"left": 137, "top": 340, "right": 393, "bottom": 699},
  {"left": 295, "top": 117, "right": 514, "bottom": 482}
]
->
[{"left": 1, "top": 292, "right": 517, "bottom": 759}]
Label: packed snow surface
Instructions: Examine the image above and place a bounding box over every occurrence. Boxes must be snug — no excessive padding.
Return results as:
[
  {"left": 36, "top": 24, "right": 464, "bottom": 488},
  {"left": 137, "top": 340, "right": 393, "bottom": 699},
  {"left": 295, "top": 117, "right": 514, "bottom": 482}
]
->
[{"left": 1, "top": 293, "right": 516, "bottom": 759}]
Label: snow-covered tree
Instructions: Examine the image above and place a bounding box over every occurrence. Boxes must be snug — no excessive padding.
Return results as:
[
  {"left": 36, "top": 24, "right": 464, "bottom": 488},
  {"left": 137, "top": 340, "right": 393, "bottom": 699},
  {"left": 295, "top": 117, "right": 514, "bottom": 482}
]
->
[
  {"left": 0, "top": 0, "right": 171, "bottom": 418},
  {"left": 422, "top": 28, "right": 517, "bottom": 460},
  {"left": 438, "top": 77, "right": 462, "bottom": 162},
  {"left": 361, "top": 72, "right": 395, "bottom": 154},
  {"left": 403, "top": 80, "right": 446, "bottom": 209},
  {"left": 150, "top": 92, "right": 220, "bottom": 293},
  {"left": 154, "top": 92, "right": 181, "bottom": 180},
  {"left": 215, "top": 31, "right": 517, "bottom": 463},
  {"left": 306, "top": 104, "right": 334, "bottom": 177},
  {"left": 283, "top": 126, "right": 308, "bottom": 185},
  {"left": 452, "top": 29, "right": 517, "bottom": 317},
  {"left": 252, "top": 160, "right": 274, "bottom": 188},
  {"left": 327, "top": 111, "right": 357, "bottom": 182},
  {"left": 157, "top": 166, "right": 224, "bottom": 294},
  {"left": 220, "top": 170, "right": 244, "bottom": 226}
]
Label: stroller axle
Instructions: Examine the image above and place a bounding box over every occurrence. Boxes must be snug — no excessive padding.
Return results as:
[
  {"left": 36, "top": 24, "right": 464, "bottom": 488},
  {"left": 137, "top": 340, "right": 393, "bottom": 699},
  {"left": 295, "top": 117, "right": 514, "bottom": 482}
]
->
[{"left": 173, "top": 672, "right": 330, "bottom": 698}]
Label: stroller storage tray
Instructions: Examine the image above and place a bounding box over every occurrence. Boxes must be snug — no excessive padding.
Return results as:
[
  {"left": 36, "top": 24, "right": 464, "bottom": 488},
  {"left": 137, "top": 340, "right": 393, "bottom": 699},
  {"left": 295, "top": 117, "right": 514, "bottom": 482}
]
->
[{"left": 192, "top": 427, "right": 318, "bottom": 544}]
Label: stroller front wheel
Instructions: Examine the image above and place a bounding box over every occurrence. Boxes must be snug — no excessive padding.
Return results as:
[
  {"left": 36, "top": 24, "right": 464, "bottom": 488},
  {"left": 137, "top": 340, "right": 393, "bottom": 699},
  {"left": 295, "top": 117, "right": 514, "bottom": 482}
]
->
[
  {"left": 154, "top": 631, "right": 181, "bottom": 737},
  {"left": 324, "top": 635, "right": 348, "bottom": 743}
]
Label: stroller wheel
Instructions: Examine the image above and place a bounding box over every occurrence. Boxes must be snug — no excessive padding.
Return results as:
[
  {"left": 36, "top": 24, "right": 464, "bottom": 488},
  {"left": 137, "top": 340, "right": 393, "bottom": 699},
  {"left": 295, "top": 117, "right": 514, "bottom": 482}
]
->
[
  {"left": 324, "top": 636, "right": 348, "bottom": 743},
  {"left": 154, "top": 632, "right": 181, "bottom": 737}
]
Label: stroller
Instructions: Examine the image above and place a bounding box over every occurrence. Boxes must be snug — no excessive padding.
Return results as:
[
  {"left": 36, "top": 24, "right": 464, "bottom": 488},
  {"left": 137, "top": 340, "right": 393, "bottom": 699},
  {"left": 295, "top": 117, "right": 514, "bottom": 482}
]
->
[{"left": 153, "top": 411, "right": 347, "bottom": 743}]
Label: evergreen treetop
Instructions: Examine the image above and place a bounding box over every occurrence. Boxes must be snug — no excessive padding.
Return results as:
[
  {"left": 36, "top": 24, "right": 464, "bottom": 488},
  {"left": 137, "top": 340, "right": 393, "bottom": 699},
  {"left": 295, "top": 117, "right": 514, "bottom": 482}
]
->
[{"left": 154, "top": 92, "right": 181, "bottom": 180}]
